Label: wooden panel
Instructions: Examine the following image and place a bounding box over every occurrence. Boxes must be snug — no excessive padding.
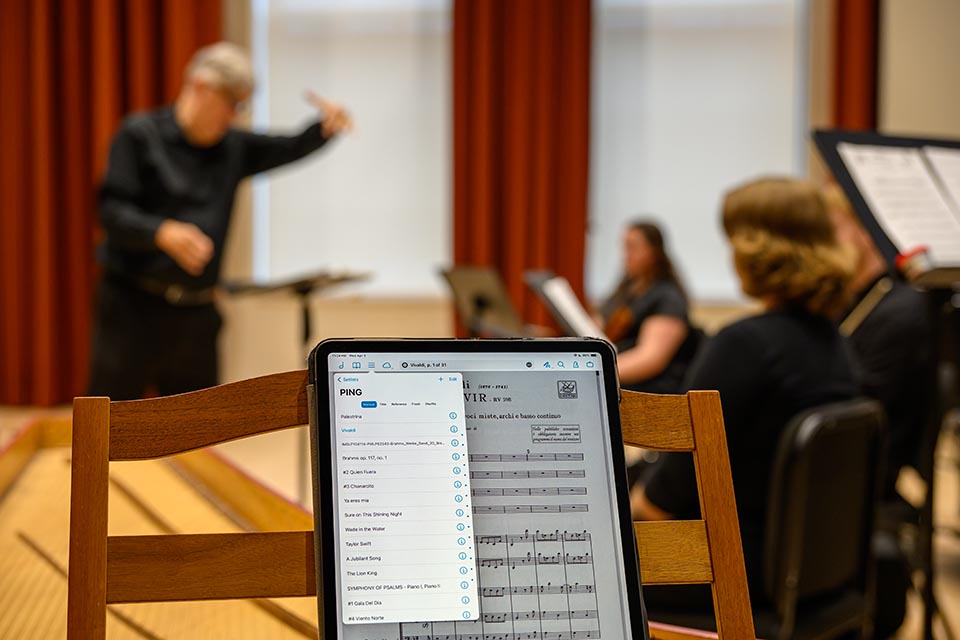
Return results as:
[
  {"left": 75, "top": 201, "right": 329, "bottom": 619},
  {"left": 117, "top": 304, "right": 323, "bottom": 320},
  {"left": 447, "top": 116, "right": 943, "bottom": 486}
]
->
[
  {"left": 620, "top": 390, "right": 694, "bottom": 451},
  {"left": 0, "top": 422, "right": 40, "bottom": 498},
  {"left": 688, "top": 391, "right": 755, "bottom": 639},
  {"left": 68, "top": 397, "right": 111, "bottom": 640},
  {"left": 106, "top": 531, "right": 317, "bottom": 603},
  {"left": 109, "top": 370, "right": 309, "bottom": 460},
  {"left": 649, "top": 621, "right": 721, "bottom": 640},
  {"left": 39, "top": 415, "right": 72, "bottom": 448},
  {"left": 171, "top": 449, "right": 313, "bottom": 531},
  {"left": 635, "top": 520, "right": 713, "bottom": 585}
]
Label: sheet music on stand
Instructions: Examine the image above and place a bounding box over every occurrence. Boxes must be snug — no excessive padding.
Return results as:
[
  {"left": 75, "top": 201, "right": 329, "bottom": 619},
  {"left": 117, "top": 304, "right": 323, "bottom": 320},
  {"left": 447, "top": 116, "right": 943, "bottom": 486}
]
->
[
  {"left": 525, "top": 272, "right": 610, "bottom": 343},
  {"left": 814, "top": 130, "right": 960, "bottom": 288}
]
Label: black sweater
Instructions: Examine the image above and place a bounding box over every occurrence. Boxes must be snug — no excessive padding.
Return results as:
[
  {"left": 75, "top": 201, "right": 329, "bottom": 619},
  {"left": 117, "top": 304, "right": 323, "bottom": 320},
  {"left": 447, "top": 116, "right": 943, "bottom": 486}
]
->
[{"left": 98, "top": 106, "right": 329, "bottom": 288}]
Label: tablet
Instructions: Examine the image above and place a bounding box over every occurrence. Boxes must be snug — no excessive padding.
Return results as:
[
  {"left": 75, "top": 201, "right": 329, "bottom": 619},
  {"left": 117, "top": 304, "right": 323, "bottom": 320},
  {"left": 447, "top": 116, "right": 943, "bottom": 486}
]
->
[{"left": 308, "top": 338, "right": 648, "bottom": 640}]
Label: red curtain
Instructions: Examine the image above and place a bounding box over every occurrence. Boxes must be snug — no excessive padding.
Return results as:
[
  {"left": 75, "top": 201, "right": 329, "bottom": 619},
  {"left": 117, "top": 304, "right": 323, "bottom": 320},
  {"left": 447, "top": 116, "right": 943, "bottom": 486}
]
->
[
  {"left": 832, "top": 0, "right": 878, "bottom": 130},
  {"left": 0, "top": 0, "right": 220, "bottom": 406},
  {"left": 453, "top": 0, "right": 591, "bottom": 328}
]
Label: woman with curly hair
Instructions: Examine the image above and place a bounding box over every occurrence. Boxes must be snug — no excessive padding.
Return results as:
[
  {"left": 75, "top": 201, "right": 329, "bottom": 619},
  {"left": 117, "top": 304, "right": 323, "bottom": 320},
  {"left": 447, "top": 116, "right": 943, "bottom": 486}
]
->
[{"left": 633, "top": 177, "right": 860, "bottom": 610}]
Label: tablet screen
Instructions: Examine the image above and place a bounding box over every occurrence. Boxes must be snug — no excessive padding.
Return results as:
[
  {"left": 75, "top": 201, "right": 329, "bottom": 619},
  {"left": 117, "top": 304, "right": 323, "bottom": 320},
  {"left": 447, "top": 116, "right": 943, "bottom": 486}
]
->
[{"left": 320, "top": 346, "right": 641, "bottom": 640}]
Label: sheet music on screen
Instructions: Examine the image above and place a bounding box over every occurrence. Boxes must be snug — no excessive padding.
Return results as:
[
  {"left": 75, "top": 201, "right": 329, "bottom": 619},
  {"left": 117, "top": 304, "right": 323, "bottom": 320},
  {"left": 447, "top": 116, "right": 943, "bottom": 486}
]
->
[{"left": 326, "top": 352, "right": 635, "bottom": 640}]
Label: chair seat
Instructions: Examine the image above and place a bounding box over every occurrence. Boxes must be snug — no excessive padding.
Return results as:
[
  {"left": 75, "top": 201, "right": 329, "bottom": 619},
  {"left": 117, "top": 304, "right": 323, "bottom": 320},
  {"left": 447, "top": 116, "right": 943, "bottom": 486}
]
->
[{"left": 650, "top": 590, "right": 865, "bottom": 640}]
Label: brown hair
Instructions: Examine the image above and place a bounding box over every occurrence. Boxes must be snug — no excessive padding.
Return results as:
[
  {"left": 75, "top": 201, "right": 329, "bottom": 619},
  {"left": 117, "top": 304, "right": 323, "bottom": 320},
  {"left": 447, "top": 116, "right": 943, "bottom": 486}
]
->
[
  {"left": 611, "top": 220, "right": 687, "bottom": 304},
  {"left": 722, "top": 177, "right": 853, "bottom": 317}
]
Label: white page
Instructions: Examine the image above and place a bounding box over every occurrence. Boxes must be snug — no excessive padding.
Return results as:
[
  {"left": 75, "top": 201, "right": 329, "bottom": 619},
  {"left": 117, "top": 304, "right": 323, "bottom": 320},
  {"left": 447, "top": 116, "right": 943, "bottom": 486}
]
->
[
  {"left": 837, "top": 142, "right": 960, "bottom": 264},
  {"left": 541, "top": 278, "right": 610, "bottom": 342},
  {"left": 923, "top": 146, "right": 960, "bottom": 216}
]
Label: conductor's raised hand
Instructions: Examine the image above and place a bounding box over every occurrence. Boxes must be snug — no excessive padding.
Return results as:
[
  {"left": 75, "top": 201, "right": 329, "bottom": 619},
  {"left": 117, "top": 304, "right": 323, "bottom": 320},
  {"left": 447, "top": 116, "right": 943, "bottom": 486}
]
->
[
  {"left": 155, "top": 219, "right": 214, "bottom": 276},
  {"left": 304, "top": 90, "right": 354, "bottom": 137}
]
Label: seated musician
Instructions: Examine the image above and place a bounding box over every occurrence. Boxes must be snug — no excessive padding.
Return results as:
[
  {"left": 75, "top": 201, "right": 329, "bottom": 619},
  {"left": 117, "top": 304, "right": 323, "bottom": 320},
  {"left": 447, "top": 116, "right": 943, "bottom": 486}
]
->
[
  {"left": 824, "top": 183, "right": 934, "bottom": 497},
  {"left": 632, "top": 178, "right": 859, "bottom": 608},
  {"left": 599, "top": 220, "right": 700, "bottom": 394}
]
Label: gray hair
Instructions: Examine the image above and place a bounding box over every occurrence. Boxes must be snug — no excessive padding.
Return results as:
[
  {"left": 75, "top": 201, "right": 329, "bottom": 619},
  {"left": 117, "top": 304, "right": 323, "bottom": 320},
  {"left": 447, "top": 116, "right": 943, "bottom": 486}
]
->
[{"left": 186, "top": 42, "right": 254, "bottom": 98}]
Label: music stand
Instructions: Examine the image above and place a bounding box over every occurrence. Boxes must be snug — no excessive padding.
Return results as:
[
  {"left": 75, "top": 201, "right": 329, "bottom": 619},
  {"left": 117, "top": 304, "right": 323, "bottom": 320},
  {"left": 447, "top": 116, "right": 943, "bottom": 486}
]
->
[
  {"left": 223, "top": 269, "right": 370, "bottom": 505},
  {"left": 440, "top": 266, "right": 529, "bottom": 337},
  {"left": 525, "top": 270, "right": 609, "bottom": 341}
]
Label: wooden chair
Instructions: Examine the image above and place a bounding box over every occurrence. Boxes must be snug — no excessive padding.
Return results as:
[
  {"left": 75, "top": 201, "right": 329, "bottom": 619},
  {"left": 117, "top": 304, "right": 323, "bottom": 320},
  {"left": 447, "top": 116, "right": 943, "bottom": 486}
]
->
[
  {"left": 68, "top": 373, "right": 753, "bottom": 639},
  {"left": 622, "top": 389, "right": 755, "bottom": 639}
]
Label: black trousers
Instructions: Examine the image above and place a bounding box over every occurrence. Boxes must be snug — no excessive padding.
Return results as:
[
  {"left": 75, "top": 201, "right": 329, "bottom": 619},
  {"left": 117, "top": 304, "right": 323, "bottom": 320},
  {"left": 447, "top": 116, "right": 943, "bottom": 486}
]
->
[{"left": 87, "top": 277, "right": 222, "bottom": 400}]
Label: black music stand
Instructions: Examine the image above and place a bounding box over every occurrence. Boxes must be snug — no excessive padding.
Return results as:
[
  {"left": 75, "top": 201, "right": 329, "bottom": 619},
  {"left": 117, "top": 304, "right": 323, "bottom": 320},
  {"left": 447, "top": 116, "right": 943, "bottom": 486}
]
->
[
  {"left": 223, "top": 269, "right": 370, "bottom": 504},
  {"left": 440, "top": 266, "right": 529, "bottom": 337},
  {"left": 816, "top": 129, "right": 960, "bottom": 640}
]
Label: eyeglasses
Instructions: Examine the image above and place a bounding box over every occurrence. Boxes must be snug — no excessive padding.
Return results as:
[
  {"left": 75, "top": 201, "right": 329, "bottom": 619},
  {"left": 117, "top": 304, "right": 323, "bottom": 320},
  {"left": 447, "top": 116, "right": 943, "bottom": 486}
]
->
[{"left": 215, "top": 87, "right": 250, "bottom": 114}]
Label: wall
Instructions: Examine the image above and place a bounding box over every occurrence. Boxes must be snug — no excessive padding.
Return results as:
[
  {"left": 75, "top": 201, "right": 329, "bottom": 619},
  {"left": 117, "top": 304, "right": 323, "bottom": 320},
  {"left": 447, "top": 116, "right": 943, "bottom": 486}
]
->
[{"left": 878, "top": 0, "right": 960, "bottom": 138}]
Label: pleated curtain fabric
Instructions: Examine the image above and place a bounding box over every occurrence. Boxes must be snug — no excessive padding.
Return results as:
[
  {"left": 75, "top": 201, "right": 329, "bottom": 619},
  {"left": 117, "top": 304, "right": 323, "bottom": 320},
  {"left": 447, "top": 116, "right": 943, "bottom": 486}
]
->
[
  {"left": 0, "top": 0, "right": 220, "bottom": 405},
  {"left": 832, "top": 0, "right": 879, "bottom": 130},
  {"left": 453, "top": 0, "right": 592, "bottom": 329}
]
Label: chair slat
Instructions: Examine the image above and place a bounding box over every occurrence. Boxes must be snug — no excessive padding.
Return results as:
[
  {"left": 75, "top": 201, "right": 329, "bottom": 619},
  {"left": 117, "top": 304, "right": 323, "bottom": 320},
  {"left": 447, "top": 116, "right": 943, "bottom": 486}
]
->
[
  {"left": 106, "top": 531, "right": 316, "bottom": 603},
  {"left": 636, "top": 520, "right": 713, "bottom": 585},
  {"left": 109, "top": 370, "right": 310, "bottom": 460},
  {"left": 620, "top": 391, "right": 695, "bottom": 451}
]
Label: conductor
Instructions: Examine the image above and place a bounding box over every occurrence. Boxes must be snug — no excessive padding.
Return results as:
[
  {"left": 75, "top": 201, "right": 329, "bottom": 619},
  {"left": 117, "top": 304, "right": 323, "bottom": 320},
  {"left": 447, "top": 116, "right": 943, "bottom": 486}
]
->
[{"left": 87, "top": 42, "right": 352, "bottom": 400}]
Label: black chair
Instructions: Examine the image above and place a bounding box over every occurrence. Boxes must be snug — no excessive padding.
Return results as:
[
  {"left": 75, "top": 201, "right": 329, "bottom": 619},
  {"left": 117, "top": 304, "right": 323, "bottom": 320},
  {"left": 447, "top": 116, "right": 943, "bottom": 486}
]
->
[
  {"left": 758, "top": 398, "right": 884, "bottom": 640},
  {"left": 648, "top": 398, "right": 884, "bottom": 639}
]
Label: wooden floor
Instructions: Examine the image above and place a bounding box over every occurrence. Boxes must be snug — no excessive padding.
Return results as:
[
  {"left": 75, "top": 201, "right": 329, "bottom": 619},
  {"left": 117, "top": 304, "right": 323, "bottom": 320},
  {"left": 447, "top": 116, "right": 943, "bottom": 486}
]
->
[
  {"left": 0, "top": 409, "right": 958, "bottom": 638},
  {"left": 0, "top": 417, "right": 319, "bottom": 638}
]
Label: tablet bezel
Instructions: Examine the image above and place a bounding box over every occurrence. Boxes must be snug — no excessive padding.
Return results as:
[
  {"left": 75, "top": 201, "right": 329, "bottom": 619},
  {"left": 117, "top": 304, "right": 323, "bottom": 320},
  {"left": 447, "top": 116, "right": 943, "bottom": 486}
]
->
[{"left": 308, "top": 337, "right": 647, "bottom": 639}]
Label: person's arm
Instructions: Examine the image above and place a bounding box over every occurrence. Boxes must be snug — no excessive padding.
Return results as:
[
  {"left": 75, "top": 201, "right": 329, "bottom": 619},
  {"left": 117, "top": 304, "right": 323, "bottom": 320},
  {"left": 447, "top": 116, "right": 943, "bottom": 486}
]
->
[
  {"left": 239, "top": 92, "right": 352, "bottom": 177},
  {"left": 99, "top": 126, "right": 164, "bottom": 252},
  {"left": 616, "top": 315, "right": 687, "bottom": 384}
]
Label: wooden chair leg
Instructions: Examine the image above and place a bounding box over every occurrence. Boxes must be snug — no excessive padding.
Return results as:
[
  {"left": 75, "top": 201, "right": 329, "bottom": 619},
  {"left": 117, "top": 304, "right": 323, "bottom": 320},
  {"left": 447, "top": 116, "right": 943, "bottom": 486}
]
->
[{"left": 67, "top": 397, "right": 110, "bottom": 640}]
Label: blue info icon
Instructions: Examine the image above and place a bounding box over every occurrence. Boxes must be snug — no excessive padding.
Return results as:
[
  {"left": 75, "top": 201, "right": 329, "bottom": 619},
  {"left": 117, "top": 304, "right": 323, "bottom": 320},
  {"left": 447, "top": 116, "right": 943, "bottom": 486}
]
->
[
  {"left": 457, "top": 523, "right": 466, "bottom": 531},
  {"left": 456, "top": 509, "right": 465, "bottom": 517}
]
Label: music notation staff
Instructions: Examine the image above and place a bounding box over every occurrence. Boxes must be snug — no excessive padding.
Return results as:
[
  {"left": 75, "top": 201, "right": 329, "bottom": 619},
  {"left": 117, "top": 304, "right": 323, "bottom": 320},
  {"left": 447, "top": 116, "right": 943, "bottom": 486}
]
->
[
  {"left": 477, "top": 530, "right": 591, "bottom": 544},
  {"left": 481, "top": 583, "right": 595, "bottom": 597},
  {"left": 473, "top": 487, "right": 587, "bottom": 497},
  {"left": 477, "top": 552, "right": 593, "bottom": 569},
  {"left": 481, "top": 609, "right": 599, "bottom": 623},
  {"left": 474, "top": 504, "right": 589, "bottom": 514},
  {"left": 469, "top": 453, "right": 585, "bottom": 462},
  {"left": 401, "top": 631, "right": 600, "bottom": 640},
  {"left": 471, "top": 470, "right": 585, "bottom": 480}
]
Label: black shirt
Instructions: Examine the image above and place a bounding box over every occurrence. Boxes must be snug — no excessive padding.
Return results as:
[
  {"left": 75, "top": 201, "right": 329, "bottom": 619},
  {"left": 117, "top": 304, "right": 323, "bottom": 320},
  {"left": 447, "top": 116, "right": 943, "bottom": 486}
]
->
[
  {"left": 98, "top": 106, "right": 329, "bottom": 288},
  {"left": 644, "top": 309, "right": 858, "bottom": 598},
  {"left": 601, "top": 280, "right": 697, "bottom": 393},
  {"left": 844, "top": 274, "right": 933, "bottom": 491}
]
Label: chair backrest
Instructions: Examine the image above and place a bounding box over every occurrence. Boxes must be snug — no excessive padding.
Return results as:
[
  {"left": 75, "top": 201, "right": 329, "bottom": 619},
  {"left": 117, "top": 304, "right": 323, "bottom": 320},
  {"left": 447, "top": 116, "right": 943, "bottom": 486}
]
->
[
  {"left": 67, "top": 370, "right": 314, "bottom": 639},
  {"left": 763, "top": 398, "right": 883, "bottom": 625},
  {"left": 68, "top": 375, "right": 753, "bottom": 639},
  {"left": 620, "top": 390, "right": 755, "bottom": 639}
]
